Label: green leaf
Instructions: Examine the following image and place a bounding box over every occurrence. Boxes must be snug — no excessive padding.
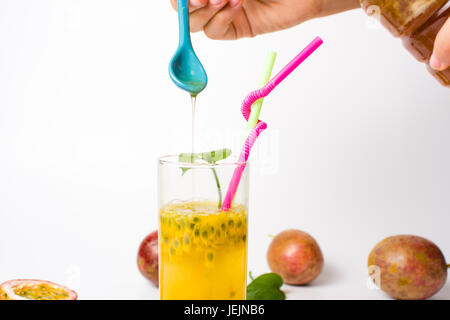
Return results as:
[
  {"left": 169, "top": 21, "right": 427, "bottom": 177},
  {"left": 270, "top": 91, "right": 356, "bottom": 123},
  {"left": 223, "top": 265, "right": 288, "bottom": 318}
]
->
[
  {"left": 178, "top": 148, "right": 232, "bottom": 165},
  {"left": 178, "top": 148, "right": 232, "bottom": 175},
  {"left": 178, "top": 153, "right": 199, "bottom": 175},
  {"left": 201, "top": 148, "right": 232, "bottom": 164},
  {"left": 178, "top": 152, "right": 202, "bottom": 163},
  {"left": 246, "top": 273, "right": 286, "bottom": 300}
]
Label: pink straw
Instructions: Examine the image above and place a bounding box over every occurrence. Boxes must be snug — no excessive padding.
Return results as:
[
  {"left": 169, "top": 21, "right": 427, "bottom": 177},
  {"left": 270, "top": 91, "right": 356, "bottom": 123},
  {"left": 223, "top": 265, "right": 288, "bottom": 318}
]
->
[{"left": 221, "top": 37, "right": 323, "bottom": 211}]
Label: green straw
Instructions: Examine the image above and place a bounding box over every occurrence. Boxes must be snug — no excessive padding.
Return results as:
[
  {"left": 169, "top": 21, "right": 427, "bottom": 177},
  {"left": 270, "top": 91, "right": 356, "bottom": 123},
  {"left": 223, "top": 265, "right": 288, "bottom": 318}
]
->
[
  {"left": 232, "top": 51, "right": 276, "bottom": 207},
  {"left": 244, "top": 51, "right": 277, "bottom": 138}
]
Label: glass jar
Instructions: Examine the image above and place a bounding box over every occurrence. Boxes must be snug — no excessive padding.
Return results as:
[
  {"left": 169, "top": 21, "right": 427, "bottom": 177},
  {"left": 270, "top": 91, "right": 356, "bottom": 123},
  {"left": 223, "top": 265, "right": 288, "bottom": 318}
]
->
[{"left": 361, "top": 0, "right": 450, "bottom": 86}]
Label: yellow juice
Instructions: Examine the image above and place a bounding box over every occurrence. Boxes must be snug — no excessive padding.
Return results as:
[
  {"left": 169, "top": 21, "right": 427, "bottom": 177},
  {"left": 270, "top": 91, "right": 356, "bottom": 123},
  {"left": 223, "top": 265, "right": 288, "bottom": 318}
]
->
[{"left": 159, "top": 201, "right": 248, "bottom": 300}]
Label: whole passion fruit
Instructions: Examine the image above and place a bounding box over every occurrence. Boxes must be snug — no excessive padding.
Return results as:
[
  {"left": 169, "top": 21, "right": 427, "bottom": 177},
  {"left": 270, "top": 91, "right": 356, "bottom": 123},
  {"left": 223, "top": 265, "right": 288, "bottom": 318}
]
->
[
  {"left": 267, "top": 229, "right": 324, "bottom": 285},
  {"left": 368, "top": 235, "right": 448, "bottom": 300},
  {"left": 0, "top": 279, "right": 77, "bottom": 300},
  {"left": 137, "top": 230, "right": 159, "bottom": 286}
]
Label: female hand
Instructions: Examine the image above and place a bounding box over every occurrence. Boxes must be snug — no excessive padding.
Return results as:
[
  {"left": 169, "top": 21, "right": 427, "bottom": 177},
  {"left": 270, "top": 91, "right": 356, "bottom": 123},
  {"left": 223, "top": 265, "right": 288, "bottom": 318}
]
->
[
  {"left": 169, "top": 0, "right": 360, "bottom": 40},
  {"left": 430, "top": 17, "right": 450, "bottom": 71}
]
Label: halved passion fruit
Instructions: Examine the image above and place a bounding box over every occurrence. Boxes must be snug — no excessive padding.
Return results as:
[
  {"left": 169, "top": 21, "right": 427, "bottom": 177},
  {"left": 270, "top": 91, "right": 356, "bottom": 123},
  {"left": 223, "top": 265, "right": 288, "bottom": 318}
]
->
[{"left": 0, "top": 279, "right": 78, "bottom": 300}]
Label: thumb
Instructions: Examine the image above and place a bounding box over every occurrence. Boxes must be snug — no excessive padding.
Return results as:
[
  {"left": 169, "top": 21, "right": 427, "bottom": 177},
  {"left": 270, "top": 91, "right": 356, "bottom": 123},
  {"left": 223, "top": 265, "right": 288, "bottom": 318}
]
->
[{"left": 430, "top": 16, "right": 450, "bottom": 71}]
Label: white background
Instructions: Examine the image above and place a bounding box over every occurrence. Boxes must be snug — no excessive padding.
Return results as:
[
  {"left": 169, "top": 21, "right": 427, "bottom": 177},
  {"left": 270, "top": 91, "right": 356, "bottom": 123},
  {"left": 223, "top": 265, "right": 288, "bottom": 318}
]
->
[{"left": 0, "top": 0, "right": 449, "bottom": 300}]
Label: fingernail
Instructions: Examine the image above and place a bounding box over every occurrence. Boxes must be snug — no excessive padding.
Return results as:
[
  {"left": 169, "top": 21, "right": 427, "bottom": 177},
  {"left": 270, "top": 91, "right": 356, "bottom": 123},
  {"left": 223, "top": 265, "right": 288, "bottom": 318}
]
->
[
  {"left": 210, "top": 0, "right": 223, "bottom": 6},
  {"left": 190, "top": 0, "right": 203, "bottom": 6},
  {"left": 229, "top": 0, "right": 241, "bottom": 7},
  {"left": 430, "top": 54, "right": 445, "bottom": 71}
]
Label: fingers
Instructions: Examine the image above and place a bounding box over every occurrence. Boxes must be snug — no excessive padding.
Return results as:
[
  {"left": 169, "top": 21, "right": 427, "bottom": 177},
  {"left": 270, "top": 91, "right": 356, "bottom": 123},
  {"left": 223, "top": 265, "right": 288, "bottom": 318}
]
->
[
  {"left": 169, "top": 0, "right": 243, "bottom": 40},
  {"left": 190, "top": 0, "right": 230, "bottom": 32},
  {"left": 204, "top": 0, "right": 243, "bottom": 40},
  {"left": 170, "top": 0, "right": 208, "bottom": 13},
  {"left": 430, "top": 17, "right": 450, "bottom": 71}
]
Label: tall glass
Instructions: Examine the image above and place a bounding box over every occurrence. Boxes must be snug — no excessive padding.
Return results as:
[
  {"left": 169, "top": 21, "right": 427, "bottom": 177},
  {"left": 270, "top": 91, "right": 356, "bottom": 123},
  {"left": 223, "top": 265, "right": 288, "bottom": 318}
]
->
[{"left": 158, "top": 155, "right": 249, "bottom": 300}]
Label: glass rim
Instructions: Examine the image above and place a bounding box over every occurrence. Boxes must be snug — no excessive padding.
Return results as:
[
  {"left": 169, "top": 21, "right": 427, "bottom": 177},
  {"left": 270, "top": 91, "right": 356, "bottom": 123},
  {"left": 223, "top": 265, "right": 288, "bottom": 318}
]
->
[{"left": 158, "top": 154, "right": 248, "bottom": 168}]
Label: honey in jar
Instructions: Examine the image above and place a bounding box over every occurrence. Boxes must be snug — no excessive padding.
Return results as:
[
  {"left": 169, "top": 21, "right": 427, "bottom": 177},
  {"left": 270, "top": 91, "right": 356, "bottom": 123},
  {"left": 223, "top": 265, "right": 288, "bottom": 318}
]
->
[{"left": 361, "top": 0, "right": 450, "bottom": 86}]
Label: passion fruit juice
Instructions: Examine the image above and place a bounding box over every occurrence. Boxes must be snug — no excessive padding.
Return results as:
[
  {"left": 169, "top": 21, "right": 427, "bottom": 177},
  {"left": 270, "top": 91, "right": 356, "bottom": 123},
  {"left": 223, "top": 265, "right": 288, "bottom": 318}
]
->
[{"left": 159, "top": 201, "right": 248, "bottom": 300}]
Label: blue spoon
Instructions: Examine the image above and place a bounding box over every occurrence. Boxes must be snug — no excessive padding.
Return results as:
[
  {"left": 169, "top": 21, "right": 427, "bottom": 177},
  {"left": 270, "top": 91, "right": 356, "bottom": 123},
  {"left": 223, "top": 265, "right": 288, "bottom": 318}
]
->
[{"left": 169, "top": 0, "right": 208, "bottom": 96}]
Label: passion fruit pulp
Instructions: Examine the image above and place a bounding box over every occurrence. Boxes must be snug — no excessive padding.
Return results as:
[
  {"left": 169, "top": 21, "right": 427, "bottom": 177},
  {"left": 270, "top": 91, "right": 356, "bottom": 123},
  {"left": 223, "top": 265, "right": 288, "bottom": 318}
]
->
[{"left": 0, "top": 279, "right": 78, "bottom": 300}]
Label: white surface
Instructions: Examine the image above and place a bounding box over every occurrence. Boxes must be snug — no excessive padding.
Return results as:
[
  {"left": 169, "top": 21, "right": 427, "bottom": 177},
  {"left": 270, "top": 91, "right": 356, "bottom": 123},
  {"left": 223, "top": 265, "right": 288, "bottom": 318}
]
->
[{"left": 0, "top": 1, "right": 449, "bottom": 300}]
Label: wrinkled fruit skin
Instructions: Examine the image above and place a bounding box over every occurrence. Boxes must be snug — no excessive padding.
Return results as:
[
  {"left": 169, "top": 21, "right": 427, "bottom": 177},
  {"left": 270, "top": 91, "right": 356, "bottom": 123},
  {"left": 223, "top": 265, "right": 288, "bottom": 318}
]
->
[
  {"left": 267, "top": 229, "right": 324, "bottom": 285},
  {"left": 138, "top": 230, "right": 159, "bottom": 287},
  {"left": 368, "top": 235, "right": 447, "bottom": 300}
]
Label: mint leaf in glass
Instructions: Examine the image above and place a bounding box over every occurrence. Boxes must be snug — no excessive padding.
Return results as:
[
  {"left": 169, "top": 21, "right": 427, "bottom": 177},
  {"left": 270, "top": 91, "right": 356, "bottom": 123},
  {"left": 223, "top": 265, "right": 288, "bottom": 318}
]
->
[
  {"left": 201, "top": 148, "right": 232, "bottom": 164},
  {"left": 178, "top": 148, "right": 232, "bottom": 208}
]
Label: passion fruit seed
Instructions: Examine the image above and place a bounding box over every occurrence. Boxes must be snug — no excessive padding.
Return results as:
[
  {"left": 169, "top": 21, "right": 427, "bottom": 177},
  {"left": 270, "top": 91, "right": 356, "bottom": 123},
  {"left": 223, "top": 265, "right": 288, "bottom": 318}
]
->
[
  {"left": 159, "top": 202, "right": 247, "bottom": 264},
  {"left": 14, "top": 285, "right": 70, "bottom": 300}
]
